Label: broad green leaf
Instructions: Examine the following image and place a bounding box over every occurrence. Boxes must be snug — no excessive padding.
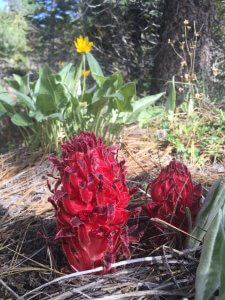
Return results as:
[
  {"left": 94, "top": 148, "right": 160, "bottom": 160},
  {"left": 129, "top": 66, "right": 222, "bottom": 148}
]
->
[
  {"left": 92, "top": 73, "right": 124, "bottom": 104},
  {"left": 116, "top": 82, "right": 135, "bottom": 112},
  {"left": 11, "top": 73, "right": 30, "bottom": 95},
  {"left": 125, "top": 92, "right": 165, "bottom": 124},
  {"left": 0, "top": 102, "right": 7, "bottom": 117},
  {"left": 87, "top": 98, "right": 108, "bottom": 116},
  {"left": 36, "top": 94, "right": 57, "bottom": 115},
  {"left": 60, "top": 61, "right": 82, "bottom": 97},
  {"left": 47, "top": 113, "right": 64, "bottom": 122},
  {"left": 220, "top": 209, "right": 225, "bottom": 300},
  {"left": 59, "top": 62, "right": 74, "bottom": 81},
  {"left": 36, "top": 65, "right": 54, "bottom": 95},
  {"left": 13, "top": 89, "right": 35, "bottom": 111},
  {"left": 106, "top": 92, "right": 124, "bottom": 100},
  {"left": 35, "top": 65, "right": 69, "bottom": 110},
  {"left": 195, "top": 210, "right": 225, "bottom": 300},
  {"left": 86, "top": 52, "right": 104, "bottom": 84},
  {"left": 0, "top": 92, "right": 16, "bottom": 106},
  {"left": 187, "top": 180, "right": 225, "bottom": 248},
  {"left": 54, "top": 85, "right": 68, "bottom": 109},
  {"left": 11, "top": 113, "right": 34, "bottom": 126},
  {"left": 112, "top": 72, "right": 123, "bottom": 89},
  {"left": 92, "top": 74, "right": 107, "bottom": 85},
  {"left": 31, "top": 111, "right": 46, "bottom": 122},
  {"left": 109, "top": 72, "right": 123, "bottom": 90},
  {"left": 6, "top": 78, "right": 20, "bottom": 91}
]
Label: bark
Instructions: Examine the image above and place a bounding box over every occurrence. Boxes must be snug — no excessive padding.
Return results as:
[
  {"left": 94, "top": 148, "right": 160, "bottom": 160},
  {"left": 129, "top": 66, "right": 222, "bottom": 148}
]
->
[{"left": 152, "top": 0, "right": 215, "bottom": 92}]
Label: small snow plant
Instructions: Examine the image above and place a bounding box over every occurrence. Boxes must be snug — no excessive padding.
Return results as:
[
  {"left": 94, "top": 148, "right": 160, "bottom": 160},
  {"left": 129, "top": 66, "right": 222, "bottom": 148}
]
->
[{"left": 146, "top": 160, "right": 202, "bottom": 237}]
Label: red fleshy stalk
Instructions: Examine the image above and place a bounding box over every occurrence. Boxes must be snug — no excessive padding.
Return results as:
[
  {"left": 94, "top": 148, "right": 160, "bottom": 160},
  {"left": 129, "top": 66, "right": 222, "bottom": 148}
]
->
[{"left": 48, "top": 132, "right": 135, "bottom": 272}]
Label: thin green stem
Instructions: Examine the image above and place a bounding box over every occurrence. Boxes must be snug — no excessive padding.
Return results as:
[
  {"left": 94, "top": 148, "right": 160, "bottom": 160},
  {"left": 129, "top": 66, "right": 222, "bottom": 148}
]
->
[{"left": 82, "top": 54, "right": 86, "bottom": 98}]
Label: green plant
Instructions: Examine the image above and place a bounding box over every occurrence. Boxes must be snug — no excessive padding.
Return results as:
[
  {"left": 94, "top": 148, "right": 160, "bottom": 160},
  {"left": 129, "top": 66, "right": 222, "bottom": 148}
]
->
[
  {"left": 186, "top": 180, "right": 225, "bottom": 300},
  {"left": 145, "top": 104, "right": 225, "bottom": 164},
  {"left": 0, "top": 38, "right": 164, "bottom": 151}
]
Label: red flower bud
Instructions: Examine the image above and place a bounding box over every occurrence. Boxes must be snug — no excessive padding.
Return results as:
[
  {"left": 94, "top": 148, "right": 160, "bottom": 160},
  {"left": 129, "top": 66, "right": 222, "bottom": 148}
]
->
[{"left": 146, "top": 160, "right": 202, "bottom": 233}]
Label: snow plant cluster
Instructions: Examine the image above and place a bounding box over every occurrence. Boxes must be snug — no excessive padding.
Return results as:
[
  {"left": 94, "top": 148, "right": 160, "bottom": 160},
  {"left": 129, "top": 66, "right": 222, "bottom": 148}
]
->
[{"left": 48, "top": 132, "right": 202, "bottom": 273}]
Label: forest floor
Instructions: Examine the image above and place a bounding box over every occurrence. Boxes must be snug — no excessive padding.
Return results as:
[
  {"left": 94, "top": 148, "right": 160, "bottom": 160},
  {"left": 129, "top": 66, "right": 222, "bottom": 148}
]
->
[{"left": 0, "top": 126, "right": 224, "bottom": 299}]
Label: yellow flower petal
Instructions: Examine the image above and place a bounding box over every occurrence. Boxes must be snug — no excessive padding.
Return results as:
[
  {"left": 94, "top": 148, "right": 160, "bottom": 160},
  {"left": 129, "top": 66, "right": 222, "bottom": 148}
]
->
[
  {"left": 82, "top": 69, "right": 91, "bottom": 77},
  {"left": 74, "top": 36, "right": 94, "bottom": 53}
]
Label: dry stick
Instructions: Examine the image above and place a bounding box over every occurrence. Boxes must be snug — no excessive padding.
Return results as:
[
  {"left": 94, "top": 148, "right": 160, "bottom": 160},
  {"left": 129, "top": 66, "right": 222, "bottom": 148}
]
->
[
  {"left": 150, "top": 218, "right": 201, "bottom": 242},
  {"left": 93, "top": 289, "right": 186, "bottom": 300},
  {"left": 19, "top": 250, "right": 197, "bottom": 300},
  {"left": 162, "top": 245, "right": 180, "bottom": 289},
  {"left": 0, "top": 278, "right": 20, "bottom": 299},
  {"left": 49, "top": 279, "right": 105, "bottom": 300}
]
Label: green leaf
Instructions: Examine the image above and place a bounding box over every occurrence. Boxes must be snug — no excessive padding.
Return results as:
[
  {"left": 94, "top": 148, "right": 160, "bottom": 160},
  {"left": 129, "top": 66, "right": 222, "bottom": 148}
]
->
[
  {"left": 31, "top": 111, "right": 46, "bottom": 122},
  {"left": 60, "top": 61, "right": 82, "bottom": 97},
  {"left": 92, "top": 74, "right": 107, "bottom": 86},
  {"left": 86, "top": 52, "right": 104, "bottom": 84},
  {"left": 35, "top": 65, "right": 68, "bottom": 106},
  {"left": 13, "top": 89, "right": 35, "bottom": 111},
  {"left": 11, "top": 73, "right": 30, "bottom": 95},
  {"left": 220, "top": 207, "right": 225, "bottom": 300},
  {"left": 46, "top": 113, "right": 64, "bottom": 122},
  {"left": 0, "top": 102, "right": 7, "bottom": 117},
  {"left": 70, "top": 96, "right": 83, "bottom": 129},
  {"left": 195, "top": 210, "right": 225, "bottom": 300},
  {"left": 87, "top": 98, "right": 108, "bottom": 116},
  {"left": 0, "top": 92, "right": 16, "bottom": 106},
  {"left": 11, "top": 113, "right": 34, "bottom": 127},
  {"left": 125, "top": 92, "right": 165, "bottom": 124},
  {"left": 92, "top": 73, "right": 124, "bottom": 105},
  {"left": 187, "top": 180, "right": 225, "bottom": 248},
  {"left": 36, "top": 94, "right": 57, "bottom": 115},
  {"left": 116, "top": 82, "right": 135, "bottom": 112}
]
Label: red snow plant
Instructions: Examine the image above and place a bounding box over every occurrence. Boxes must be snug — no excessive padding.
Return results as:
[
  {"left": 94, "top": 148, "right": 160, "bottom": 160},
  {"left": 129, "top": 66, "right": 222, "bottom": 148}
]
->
[
  {"left": 48, "top": 132, "right": 133, "bottom": 272},
  {"left": 146, "top": 160, "right": 202, "bottom": 236}
]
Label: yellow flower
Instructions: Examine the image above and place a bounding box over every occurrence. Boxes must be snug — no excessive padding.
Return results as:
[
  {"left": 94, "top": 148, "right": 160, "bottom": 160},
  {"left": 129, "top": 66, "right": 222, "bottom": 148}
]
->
[
  {"left": 57, "top": 60, "right": 64, "bottom": 67},
  {"left": 74, "top": 36, "right": 93, "bottom": 53},
  {"left": 82, "top": 69, "right": 91, "bottom": 77}
]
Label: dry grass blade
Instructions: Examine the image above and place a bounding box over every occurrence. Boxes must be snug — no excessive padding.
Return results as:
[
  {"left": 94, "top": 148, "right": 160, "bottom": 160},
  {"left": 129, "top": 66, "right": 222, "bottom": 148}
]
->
[
  {"left": 0, "top": 278, "right": 20, "bottom": 299},
  {"left": 49, "top": 280, "right": 105, "bottom": 300},
  {"left": 93, "top": 289, "right": 187, "bottom": 300}
]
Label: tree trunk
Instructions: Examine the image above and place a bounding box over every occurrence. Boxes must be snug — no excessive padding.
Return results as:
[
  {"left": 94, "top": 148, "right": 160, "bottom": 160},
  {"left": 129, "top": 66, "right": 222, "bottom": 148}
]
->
[{"left": 152, "top": 0, "right": 215, "bottom": 93}]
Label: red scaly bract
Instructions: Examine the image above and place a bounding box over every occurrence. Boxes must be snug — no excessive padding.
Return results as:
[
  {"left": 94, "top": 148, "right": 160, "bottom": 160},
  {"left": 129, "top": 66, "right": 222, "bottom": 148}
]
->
[
  {"left": 48, "top": 132, "right": 132, "bottom": 272},
  {"left": 146, "top": 160, "right": 202, "bottom": 233}
]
